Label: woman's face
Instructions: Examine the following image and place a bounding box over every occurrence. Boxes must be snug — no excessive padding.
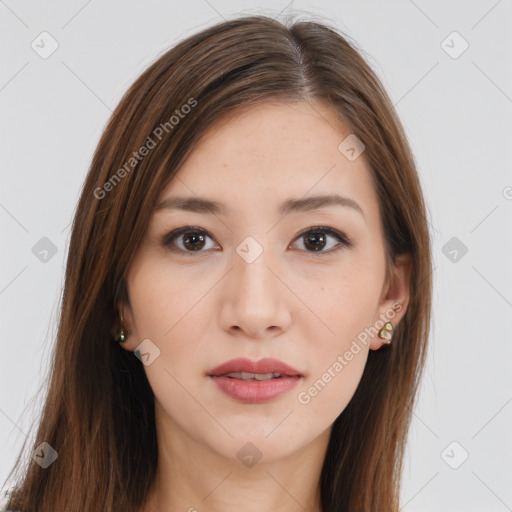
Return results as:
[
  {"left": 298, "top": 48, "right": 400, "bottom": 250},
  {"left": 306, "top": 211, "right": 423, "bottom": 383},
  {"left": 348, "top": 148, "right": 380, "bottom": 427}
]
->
[{"left": 119, "top": 100, "right": 410, "bottom": 463}]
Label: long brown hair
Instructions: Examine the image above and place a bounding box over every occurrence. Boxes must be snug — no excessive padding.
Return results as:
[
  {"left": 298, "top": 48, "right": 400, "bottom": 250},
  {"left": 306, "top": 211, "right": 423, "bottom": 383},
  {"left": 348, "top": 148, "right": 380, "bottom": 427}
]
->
[{"left": 3, "top": 14, "right": 433, "bottom": 512}]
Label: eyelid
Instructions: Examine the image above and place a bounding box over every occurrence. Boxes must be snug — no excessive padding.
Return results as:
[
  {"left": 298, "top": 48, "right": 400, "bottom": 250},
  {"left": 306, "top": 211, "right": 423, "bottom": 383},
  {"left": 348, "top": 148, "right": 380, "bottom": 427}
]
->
[
  {"left": 161, "top": 226, "right": 219, "bottom": 254},
  {"left": 161, "top": 225, "right": 352, "bottom": 255},
  {"left": 292, "top": 225, "right": 352, "bottom": 248}
]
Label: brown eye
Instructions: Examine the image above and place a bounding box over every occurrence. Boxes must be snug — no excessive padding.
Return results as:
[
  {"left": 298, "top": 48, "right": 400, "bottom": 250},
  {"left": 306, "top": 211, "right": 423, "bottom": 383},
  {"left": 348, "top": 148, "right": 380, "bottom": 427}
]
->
[
  {"left": 292, "top": 227, "right": 352, "bottom": 254},
  {"left": 303, "top": 231, "right": 327, "bottom": 252},
  {"left": 162, "top": 225, "right": 352, "bottom": 257},
  {"left": 181, "top": 231, "right": 206, "bottom": 251},
  {"left": 162, "top": 227, "right": 217, "bottom": 254}
]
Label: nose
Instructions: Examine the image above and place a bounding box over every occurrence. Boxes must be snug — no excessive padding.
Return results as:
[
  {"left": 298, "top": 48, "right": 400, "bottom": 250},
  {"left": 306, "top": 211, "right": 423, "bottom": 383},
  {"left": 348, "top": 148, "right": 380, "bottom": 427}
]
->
[{"left": 218, "top": 244, "right": 292, "bottom": 339}]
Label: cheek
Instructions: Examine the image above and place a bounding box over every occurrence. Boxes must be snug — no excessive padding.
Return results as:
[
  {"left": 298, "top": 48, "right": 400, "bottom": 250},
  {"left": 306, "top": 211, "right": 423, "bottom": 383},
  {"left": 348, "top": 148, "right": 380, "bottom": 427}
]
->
[
  {"left": 129, "top": 257, "right": 205, "bottom": 339},
  {"left": 297, "top": 349, "right": 369, "bottom": 426},
  {"left": 296, "top": 291, "right": 372, "bottom": 420},
  {"left": 298, "top": 264, "right": 381, "bottom": 347},
  {"left": 292, "top": 270, "right": 380, "bottom": 409},
  {"left": 128, "top": 258, "right": 221, "bottom": 393}
]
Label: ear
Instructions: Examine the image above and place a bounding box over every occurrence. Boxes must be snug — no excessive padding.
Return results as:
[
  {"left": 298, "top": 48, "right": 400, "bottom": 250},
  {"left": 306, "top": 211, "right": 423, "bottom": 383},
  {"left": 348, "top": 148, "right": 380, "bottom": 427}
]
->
[
  {"left": 369, "top": 252, "right": 412, "bottom": 351},
  {"left": 116, "top": 292, "right": 139, "bottom": 352}
]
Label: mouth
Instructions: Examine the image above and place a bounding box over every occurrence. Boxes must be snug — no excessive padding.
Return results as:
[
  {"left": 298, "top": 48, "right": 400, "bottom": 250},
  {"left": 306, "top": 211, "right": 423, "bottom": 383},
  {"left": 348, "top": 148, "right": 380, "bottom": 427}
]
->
[
  {"left": 217, "top": 371, "right": 289, "bottom": 381},
  {"left": 207, "top": 358, "right": 303, "bottom": 404},
  {"left": 207, "top": 357, "right": 304, "bottom": 379}
]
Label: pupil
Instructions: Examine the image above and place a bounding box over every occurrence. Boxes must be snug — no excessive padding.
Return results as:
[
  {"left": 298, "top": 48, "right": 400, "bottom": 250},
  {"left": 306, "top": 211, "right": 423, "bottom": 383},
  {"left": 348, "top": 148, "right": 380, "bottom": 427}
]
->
[
  {"left": 182, "top": 232, "right": 327, "bottom": 252},
  {"left": 184, "top": 233, "right": 205, "bottom": 251},
  {"left": 304, "top": 233, "right": 325, "bottom": 251}
]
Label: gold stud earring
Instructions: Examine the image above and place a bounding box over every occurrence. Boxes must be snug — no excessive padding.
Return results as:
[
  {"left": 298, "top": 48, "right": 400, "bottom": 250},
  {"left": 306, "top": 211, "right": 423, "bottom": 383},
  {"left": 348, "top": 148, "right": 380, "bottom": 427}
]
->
[
  {"left": 378, "top": 322, "right": 393, "bottom": 344},
  {"left": 112, "top": 313, "right": 128, "bottom": 343},
  {"left": 119, "top": 313, "right": 128, "bottom": 343}
]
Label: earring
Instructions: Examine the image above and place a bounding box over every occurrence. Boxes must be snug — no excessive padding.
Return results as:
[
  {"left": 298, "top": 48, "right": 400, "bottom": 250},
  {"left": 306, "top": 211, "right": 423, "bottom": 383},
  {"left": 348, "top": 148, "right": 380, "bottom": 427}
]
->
[
  {"left": 112, "top": 313, "right": 128, "bottom": 343},
  {"left": 378, "top": 322, "right": 393, "bottom": 344}
]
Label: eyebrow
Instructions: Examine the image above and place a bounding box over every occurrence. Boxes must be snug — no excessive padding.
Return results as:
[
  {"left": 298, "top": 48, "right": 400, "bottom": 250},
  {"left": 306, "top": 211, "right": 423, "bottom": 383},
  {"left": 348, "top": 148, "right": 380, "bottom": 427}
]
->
[{"left": 154, "top": 194, "right": 365, "bottom": 219}]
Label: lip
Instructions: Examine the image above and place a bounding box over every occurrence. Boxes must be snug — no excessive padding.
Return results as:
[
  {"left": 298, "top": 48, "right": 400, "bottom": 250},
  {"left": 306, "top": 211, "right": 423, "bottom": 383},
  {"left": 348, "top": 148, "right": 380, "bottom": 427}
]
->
[
  {"left": 207, "top": 357, "right": 303, "bottom": 404},
  {"left": 208, "top": 357, "right": 303, "bottom": 377}
]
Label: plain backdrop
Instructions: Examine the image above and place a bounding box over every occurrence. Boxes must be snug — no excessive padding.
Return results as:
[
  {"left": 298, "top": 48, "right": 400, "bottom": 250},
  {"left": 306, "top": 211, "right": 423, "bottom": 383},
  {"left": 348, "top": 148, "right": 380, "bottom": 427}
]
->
[{"left": 1, "top": 1, "right": 511, "bottom": 510}]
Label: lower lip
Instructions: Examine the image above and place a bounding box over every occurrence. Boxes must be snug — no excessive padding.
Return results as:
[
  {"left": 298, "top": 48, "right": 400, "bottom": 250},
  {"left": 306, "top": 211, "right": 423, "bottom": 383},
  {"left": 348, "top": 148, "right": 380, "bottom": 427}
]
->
[{"left": 209, "top": 375, "right": 301, "bottom": 404}]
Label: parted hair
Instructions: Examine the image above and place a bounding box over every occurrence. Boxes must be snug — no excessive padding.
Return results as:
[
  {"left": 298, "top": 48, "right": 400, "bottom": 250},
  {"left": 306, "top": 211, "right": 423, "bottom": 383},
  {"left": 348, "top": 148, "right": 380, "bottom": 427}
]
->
[{"left": 3, "top": 14, "right": 432, "bottom": 512}]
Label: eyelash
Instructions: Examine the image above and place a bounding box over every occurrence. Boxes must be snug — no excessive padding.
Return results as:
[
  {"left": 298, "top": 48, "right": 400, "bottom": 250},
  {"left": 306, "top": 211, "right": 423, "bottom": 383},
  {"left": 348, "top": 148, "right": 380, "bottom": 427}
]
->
[{"left": 161, "top": 225, "right": 352, "bottom": 256}]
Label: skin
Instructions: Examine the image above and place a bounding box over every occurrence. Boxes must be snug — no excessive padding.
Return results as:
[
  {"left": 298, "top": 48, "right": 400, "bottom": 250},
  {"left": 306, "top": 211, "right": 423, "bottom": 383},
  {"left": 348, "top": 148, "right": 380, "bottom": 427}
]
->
[{"left": 119, "top": 100, "right": 412, "bottom": 512}]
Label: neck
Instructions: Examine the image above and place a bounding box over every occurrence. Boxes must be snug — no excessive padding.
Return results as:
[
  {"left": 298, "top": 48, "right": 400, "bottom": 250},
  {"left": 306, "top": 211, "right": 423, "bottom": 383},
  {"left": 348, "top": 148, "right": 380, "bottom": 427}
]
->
[{"left": 141, "top": 412, "right": 330, "bottom": 512}]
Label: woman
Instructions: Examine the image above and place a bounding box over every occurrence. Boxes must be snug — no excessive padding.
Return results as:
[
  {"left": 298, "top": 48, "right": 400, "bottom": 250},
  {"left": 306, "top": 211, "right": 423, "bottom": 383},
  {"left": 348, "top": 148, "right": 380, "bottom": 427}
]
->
[{"left": 2, "top": 14, "right": 433, "bottom": 512}]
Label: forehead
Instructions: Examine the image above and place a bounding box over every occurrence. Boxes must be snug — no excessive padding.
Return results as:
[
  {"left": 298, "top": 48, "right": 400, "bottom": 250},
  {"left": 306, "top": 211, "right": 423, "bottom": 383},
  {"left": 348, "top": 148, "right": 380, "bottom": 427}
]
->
[{"left": 157, "top": 100, "right": 380, "bottom": 225}]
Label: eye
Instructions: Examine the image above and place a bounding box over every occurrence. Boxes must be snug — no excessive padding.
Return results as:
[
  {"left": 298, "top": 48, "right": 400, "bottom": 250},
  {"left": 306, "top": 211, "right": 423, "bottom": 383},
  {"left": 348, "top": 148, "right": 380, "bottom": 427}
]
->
[
  {"left": 161, "top": 225, "right": 352, "bottom": 255},
  {"left": 161, "top": 226, "right": 218, "bottom": 255},
  {"left": 290, "top": 226, "right": 352, "bottom": 254}
]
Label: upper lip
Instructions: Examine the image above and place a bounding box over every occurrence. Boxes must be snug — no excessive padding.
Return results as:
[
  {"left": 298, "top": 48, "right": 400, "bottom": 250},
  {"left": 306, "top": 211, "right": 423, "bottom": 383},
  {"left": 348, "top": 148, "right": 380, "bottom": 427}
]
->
[{"left": 208, "top": 357, "right": 303, "bottom": 377}]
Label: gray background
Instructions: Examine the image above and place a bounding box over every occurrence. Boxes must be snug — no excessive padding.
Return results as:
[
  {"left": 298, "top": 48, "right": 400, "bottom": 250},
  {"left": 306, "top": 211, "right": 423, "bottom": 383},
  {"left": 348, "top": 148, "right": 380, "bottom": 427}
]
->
[{"left": 1, "top": 1, "right": 511, "bottom": 510}]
